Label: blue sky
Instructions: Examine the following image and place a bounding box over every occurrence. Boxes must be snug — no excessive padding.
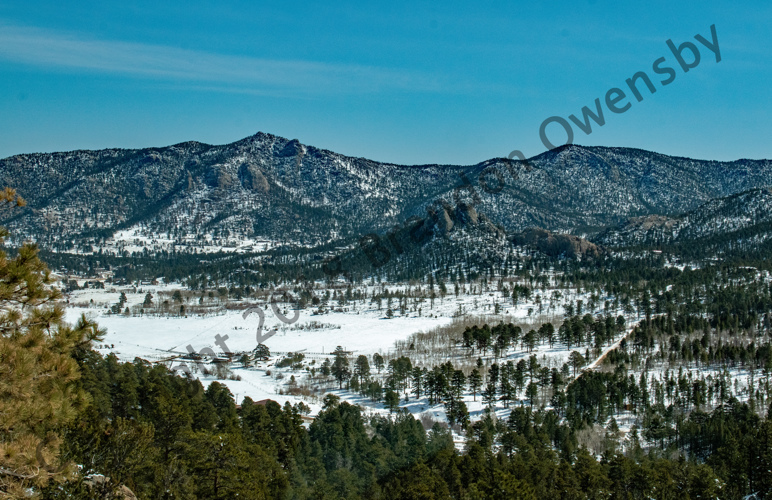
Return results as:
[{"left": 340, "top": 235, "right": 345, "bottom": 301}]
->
[{"left": 0, "top": 1, "right": 769, "bottom": 164}]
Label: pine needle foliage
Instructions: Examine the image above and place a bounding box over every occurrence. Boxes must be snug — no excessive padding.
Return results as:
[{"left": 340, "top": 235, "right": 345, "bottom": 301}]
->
[{"left": 0, "top": 188, "right": 103, "bottom": 498}]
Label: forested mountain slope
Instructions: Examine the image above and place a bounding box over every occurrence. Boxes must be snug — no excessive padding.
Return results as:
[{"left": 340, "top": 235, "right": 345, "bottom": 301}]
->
[
  {"left": 596, "top": 187, "right": 772, "bottom": 252},
  {"left": 2, "top": 133, "right": 771, "bottom": 252}
]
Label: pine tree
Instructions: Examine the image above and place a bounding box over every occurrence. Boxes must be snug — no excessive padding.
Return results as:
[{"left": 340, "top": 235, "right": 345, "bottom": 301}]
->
[
  {"left": 253, "top": 343, "right": 270, "bottom": 360},
  {"left": 483, "top": 382, "right": 497, "bottom": 409},
  {"left": 412, "top": 366, "right": 424, "bottom": 399},
  {"left": 451, "top": 370, "right": 466, "bottom": 400},
  {"left": 373, "top": 352, "right": 384, "bottom": 373},
  {"left": 354, "top": 355, "right": 370, "bottom": 386},
  {"left": 0, "top": 188, "right": 104, "bottom": 497},
  {"left": 569, "top": 351, "right": 586, "bottom": 377},
  {"left": 468, "top": 369, "right": 482, "bottom": 401},
  {"left": 332, "top": 349, "right": 351, "bottom": 389},
  {"left": 384, "top": 390, "right": 400, "bottom": 413},
  {"left": 526, "top": 382, "right": 539, "bottom": 407}
]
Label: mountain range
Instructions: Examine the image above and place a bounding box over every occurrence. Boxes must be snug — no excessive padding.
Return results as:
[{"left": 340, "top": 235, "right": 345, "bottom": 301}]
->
[
  {"left": 597, "top": 187, "right": 772, "bottom": 253},
  {"left": 1, "top": 132, "right": 770, "bottom": 254}
]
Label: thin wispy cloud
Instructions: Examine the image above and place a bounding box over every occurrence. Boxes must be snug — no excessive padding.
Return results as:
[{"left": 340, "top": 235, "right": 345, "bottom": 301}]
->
[{"left": 0, "top": 24, "right": 449, "bottom": 94}]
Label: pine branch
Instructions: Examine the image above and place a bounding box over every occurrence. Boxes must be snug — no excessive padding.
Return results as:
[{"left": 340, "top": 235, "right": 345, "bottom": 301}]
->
[{"left": 0, "top": 467, "right": 39, "bottom": 479}]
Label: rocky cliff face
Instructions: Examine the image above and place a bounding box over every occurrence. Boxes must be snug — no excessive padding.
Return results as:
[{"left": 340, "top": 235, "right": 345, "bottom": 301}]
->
[{"left": 512, "top": 228, "right": 602, "bottom": 258}]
